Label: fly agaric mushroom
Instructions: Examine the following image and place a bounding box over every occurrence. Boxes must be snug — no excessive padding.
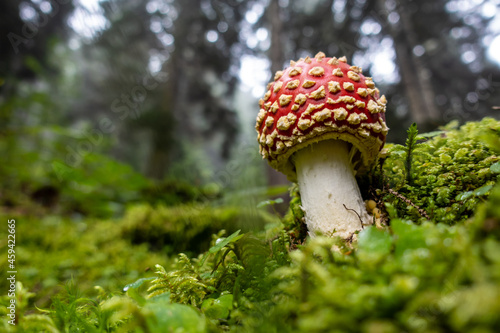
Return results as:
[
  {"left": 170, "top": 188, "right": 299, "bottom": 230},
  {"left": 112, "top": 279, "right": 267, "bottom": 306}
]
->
[{"left": 255, "top": 52, "right": 388, "bottom": 238}]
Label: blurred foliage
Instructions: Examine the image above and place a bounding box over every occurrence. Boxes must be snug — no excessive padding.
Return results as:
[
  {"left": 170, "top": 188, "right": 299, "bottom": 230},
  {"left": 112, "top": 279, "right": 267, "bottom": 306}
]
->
[
  {"left": 0, "top": 122, "right": 147, "bottom": 218},
  {"left": 0, "top": 213, "right": 168, "bottom": 310},
  {"left": 121, "top": 203, "right": 277, "bottom": 254},
  {"left": 0, "top": 121, "right": 234, "bottom": 219}
]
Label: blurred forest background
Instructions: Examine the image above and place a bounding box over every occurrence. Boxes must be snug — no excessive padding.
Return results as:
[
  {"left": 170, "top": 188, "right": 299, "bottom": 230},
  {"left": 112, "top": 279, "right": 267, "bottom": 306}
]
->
[{"left": 1, "top": 0, "right": 500, "bottom": 217}]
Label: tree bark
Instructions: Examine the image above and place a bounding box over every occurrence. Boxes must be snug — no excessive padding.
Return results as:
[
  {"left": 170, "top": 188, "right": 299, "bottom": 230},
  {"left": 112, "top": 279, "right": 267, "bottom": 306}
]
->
[
  {"left": 380, "top": 0, "right": 440, "bottom": 127},
  {"left": 266, "top": 0, "right": 290, "bottom": 190}
]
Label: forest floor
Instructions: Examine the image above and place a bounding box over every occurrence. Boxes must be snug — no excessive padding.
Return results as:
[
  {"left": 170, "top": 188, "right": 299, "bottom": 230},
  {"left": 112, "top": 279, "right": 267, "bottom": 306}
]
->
[{"left": 1, "top": 118, "right": 500, "bottom": 332}]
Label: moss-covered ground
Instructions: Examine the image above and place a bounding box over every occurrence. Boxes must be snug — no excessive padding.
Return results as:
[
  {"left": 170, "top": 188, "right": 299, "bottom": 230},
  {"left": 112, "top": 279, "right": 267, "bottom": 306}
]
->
[{"left": 1, "top": 118, "right": 500, "bottom": 332}]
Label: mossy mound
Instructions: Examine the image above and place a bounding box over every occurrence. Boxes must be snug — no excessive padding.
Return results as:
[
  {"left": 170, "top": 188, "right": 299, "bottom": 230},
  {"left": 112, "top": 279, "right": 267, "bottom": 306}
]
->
[
  {"left": 120, "top": 203, "right": 277, "bottom": 254},
  {"left": 378, "top": 118, "right": 500, "bottom": 224}
]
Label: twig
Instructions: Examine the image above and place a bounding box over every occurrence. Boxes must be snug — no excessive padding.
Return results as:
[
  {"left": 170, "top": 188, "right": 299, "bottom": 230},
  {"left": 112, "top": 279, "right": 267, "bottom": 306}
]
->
[
  {"left": 343, "top": 204, "right": 364, "bottom": 227},
  {"left": 386, "top": 187, "right": 430, "bottom": 220}
]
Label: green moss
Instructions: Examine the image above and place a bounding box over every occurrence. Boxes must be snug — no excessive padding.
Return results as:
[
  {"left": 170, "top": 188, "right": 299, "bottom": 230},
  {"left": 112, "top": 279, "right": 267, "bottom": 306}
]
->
[
  {"left": 0, "top": 213, "right": 168, "bottom": 313},
  {"left": 282, "top": 184, "right": 307, "bottom": 245},
  {"left": 375, "top": 118, "right": 500, "bottom": 224},
  {"left": 120, "top": 203, "right": 277, "bottom": 254},
  {"left": 239, "top": 186, "right": 500, "bottom": 332},
  {"left": 2, "top": 119, "right": 500, "bottom": 333}
]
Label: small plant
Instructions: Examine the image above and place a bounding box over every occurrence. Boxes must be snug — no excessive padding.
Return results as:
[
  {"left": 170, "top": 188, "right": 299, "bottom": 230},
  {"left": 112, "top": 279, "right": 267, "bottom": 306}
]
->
[{"left": 404, "top": 123, "right": 419, "bottom": 185}]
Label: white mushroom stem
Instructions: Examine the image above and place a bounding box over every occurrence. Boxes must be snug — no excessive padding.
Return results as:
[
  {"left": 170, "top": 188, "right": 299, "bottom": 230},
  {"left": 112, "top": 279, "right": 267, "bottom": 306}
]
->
[{"left": 293, "top": 139, "right": 371, "bottom": 239}]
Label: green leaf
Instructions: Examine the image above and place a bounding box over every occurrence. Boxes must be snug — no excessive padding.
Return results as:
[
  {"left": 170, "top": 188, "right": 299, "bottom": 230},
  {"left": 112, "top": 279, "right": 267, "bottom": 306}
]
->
[
  {"left": 144, "top": 299, "right": 207, "bottom": 332},
  {"left": 199, "top": 230, "right": 243, "bottom": 267},
  {"left": 391, "top": 219, "right": 427, "bottom": 257},
  {"left": 357, "top": 227, "right": 392, "bottom": 264},
  {"left": 389, "top": 146, "right": 406, "bottom": 155},
  {"left": 123, "top": 277, "right": 155, "bottom": 292},
  {"left": 384, "top": 202, "right": 398, "bottom": 219},
  {"left": 416, "top": 130, "right": 444, "bottom": 140},
  {"left": 490, "top": 162, "right": 500, "bottom": 173},
  {"left": 123, "top": 277, "right": 155, "bottom": 306},
  {"left": 456, "top": 191, "right": 474, "bottom": 201},
  {"left": 265, "top": 185, "right": 290, "bottom": 196},
  {"left": 473, "top": 184, "right": 493, "bottom": 196},
  {"left": 209, "top": 230, "right": 243, "bottom": 254},
  {"left": 126, "top": 287, "right": 147, "bottom": 307},
  {"left": 201, "top": 294, "right": 234, "bottom": 319},
  {"left": 257, "top": 198, "right": 284, "bottom": 208}
]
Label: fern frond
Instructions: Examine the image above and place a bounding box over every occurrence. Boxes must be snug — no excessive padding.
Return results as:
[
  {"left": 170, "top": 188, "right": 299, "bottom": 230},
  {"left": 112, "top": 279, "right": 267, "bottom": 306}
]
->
[{"left": 147, "top": 259, "right": 211, "bottom": 306}]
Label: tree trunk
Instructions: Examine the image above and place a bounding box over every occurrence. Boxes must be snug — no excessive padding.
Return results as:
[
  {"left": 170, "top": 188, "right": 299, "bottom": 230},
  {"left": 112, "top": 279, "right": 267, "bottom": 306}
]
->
[
  {"left": 380, "top": 0, "right": 440, "bottom": 127},
  {"left": 266, "top": 0, "right": 290, "bottom": 190}
]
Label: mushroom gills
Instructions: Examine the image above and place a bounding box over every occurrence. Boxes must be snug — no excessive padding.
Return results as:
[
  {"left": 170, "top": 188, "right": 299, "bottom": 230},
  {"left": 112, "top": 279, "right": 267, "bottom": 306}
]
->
[{"left": 293, "top": 140, "right": 371, "bottom": 238}]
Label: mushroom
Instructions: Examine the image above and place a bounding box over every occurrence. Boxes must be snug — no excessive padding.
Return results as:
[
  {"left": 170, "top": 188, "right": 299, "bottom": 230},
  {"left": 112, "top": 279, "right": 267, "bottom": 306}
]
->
[{"left": 255, "top": 52, "right": 388, "bottom": 239}]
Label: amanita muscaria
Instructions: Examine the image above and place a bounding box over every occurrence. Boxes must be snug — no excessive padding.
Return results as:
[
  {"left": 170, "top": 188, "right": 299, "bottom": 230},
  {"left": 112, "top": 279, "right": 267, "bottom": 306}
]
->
[{"left": 255, "top": 52, "right": 388, "bottom": 238}]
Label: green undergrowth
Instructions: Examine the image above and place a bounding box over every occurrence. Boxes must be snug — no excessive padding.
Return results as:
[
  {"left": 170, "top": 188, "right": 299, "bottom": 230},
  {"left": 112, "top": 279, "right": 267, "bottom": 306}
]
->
[
  {"left": 1, "top": 118, "right": 500, "bottom": 332},
  {"left": 121, "top": 203, "right": 276, "bottom": 254},
  {"left": 0, "top": 214, "right": 169, "bottom": 312},
  {"left": 0, "top": 202, "right": 275, "bottom": 311},
  {"left": 0, "top": 123, "right": 223, "bottom": 219},
  {"left": 373, "top": 118, "right": 500, "bottom": 225}
]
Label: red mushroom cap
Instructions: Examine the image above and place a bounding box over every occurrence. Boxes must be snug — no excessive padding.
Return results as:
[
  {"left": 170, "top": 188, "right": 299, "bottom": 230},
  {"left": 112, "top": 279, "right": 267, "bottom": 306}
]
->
[{"left": 255, "top": 52, "right": 388, "bottom": 181}]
